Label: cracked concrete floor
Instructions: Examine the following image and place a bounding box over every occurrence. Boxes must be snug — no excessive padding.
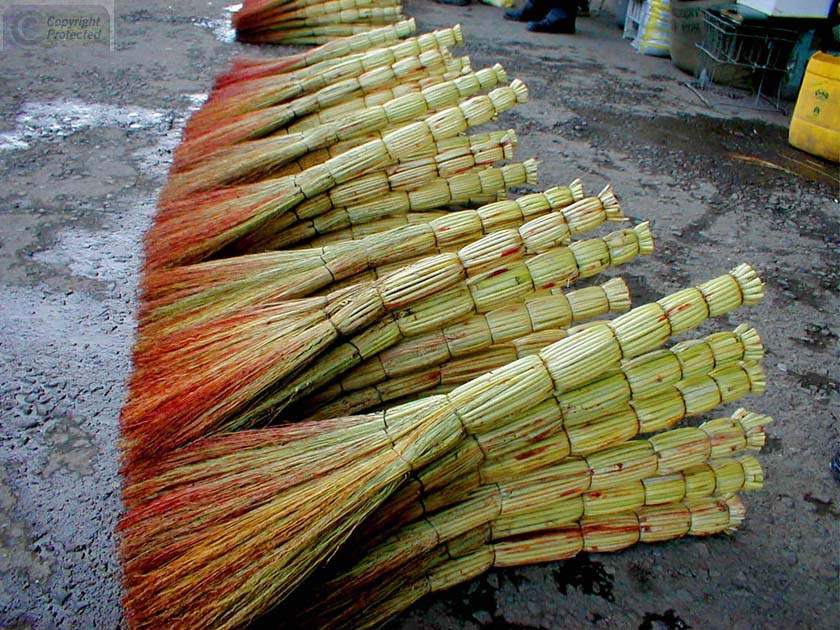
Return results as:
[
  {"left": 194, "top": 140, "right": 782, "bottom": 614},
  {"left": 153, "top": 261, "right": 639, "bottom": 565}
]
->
[{"left": 0, "top": 1, "right": 837, "bottom": 629}]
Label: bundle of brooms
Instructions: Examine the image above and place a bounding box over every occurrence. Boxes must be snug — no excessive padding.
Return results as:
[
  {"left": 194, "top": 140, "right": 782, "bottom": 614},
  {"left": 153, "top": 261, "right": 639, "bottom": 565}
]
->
[
  {"left": 119, "top": 22, "right": 773, "bottom": 630},
  {"left": 234, "top": 0, "right": 408, "bottom": 45}
]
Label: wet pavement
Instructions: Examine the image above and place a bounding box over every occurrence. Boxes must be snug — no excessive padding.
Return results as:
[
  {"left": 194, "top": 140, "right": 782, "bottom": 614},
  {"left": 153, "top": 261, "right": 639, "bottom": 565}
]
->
[{"left": 0, "top": 1, "right": 837, "bottom": 629}]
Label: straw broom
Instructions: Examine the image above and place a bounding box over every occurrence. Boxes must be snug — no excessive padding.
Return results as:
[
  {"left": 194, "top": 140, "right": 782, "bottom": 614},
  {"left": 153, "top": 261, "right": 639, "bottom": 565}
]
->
[
  {"left": 230, "top": 139, "right": 527, "bottom": 253},
  {"left": 245, "top": 6, "right": 405, "bottom": 33},
  {"left": 125, "top": 223, "right": 652, "bottom": 470},
  {"left": 138, "top": 161, "right": 538, "bottom": 340},
  {"left": 145, "top": 79, "right": 528, "bottom": 268},
  {"left": 151, "top": 129, "right": 517, "bottom": 261},
  {"left": 303, "top": 322, "right": 762, "bottom": 420},
  {"left": 281, "top": 64, "right": 469, "bottom": 135},
  {"left": 211, "top": 19, "right": 416, "bottom": 89},
  {"left": 260, "top": 225, "right": 651, "bottom": 424},
  {"left": 244, "top": 0, "right": 402, "bottom": 28},
  {"left": 312, "top": 333, "right": 765, "bottom": 533},
  {"left": 285, "top": 447, "right": 765, "bottom": 627},
  {"left": 239, "top": 21, "right": 409, "bottom": 46},
  {"left": 304, "top": 276, "right": 626, "bottom": 413},
  {"left": 236, "top": 159, "right": 535, "bottom": 255},
  {"left": 127, "top": 222, "right": 655, "bottom": 453},
  {"left": 154, "top": 122, "right": 519, "bottom": 268},
  {"left": 174, "top": 50, "right": 468, "bottom": 169},
  {"left": 306, "top": 182, "right": 621, "bottom": 289},
  {"left": 292, "top": 495, "right": 748, "bottom": 630},
  {"left": 164, "top": 65, "right": 510, "bottom": 199},
  {"left": 187, "top": 24, "right": 462, "bottom": 139},
  {"left": 119, "top": 267, "right": 763, "bottom": 630},
  {"left": 353, "top": 363, "right": 766, "bottom": 540},
  {"left": 235, "top": 2, "right": 405, "bottom": 43},
  {"left": 229, "top": 126, "right": 508, "bottom": 194}
]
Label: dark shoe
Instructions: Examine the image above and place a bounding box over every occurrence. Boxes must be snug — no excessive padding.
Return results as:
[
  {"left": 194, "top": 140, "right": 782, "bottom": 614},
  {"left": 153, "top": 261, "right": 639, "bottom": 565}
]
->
[
  {"left": 436, "top": 0, "right": 470, "bottom": 5},
  {"left": 504, "top": 0, "right": 549, "bottom": 22},
  {"left": 528, "top": 7, "right": 575, "bottom": 33},
  {"left": 577, "top": 0, "right": 590, "bottom": 16}
]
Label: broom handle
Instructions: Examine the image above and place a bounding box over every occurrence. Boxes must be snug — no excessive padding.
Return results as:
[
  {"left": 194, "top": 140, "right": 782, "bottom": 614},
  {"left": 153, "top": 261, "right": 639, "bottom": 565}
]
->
[
  {"left": 248, "top": 7, "right": 405, "bottom": 33},
  {"left": 316, "top": 455, "right": 762, "bottom": 610},
  {"left": 175, "top": 50, "right": 468, "bottom": 169},
  {"left": 252, "top": 0, "right": 403, "bottom": 25},
  {"left": 241, "top": 19, "right": 407, "bottom": 45},
  {"left": 190, "top": 23, "right": 460, "bottom": 136},
  {"left": 307, "top": 322, "right": 760, "bottom": 421},
  {"left": 284, "top": 60, "right": 469, "bottom": 135},
  {"left": 259, "top": 158, "right": 534, "bottom": 252},
  {"left": 162, "top": 67, "right": 514, "bottom": 204},
  {"left": 283, "top": 63, "right": 472, "bottom": 133},
  {"left": 219, "top": 19, "right": 417, "bottom": 86},
  {"left": 316, "top": 182, "right": 621, "bottom": 291},
  {"left": 242, "top": 226, "right": 652, "bottom": 425},
  {"left": 293, "top": 495, "right": 746, "bottom": 630},
  {"left": 360, "top": 358, "right": 766, "bottom": 539},
  {"left": 242, "top": 135, "right": 521, "bottom": 251},
  {"left": 304, "top": 173, "right": 582, "bottom": 247}
]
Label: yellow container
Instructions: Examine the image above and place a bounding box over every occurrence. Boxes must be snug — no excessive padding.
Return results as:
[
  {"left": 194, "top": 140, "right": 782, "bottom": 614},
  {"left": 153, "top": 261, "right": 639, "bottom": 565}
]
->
[{"left": 789, "top": 52, "right": 840, "bottom": 162}]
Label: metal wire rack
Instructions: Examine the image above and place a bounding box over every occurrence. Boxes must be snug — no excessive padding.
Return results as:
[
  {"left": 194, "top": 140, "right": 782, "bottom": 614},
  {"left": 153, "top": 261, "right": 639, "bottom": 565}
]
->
[{"left": 695, "top": 8, "right": 799, "bottom": 111}]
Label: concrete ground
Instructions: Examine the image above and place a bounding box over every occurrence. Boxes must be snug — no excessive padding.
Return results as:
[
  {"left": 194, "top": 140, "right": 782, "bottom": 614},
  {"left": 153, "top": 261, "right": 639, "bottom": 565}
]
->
[{"left": 0, "top": 1, "right": 837, "bottom": 629}]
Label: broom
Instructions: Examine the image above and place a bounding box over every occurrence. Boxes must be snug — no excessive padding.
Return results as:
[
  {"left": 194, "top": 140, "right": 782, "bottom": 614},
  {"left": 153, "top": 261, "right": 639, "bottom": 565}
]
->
[
  {"left": 301, "top": 182, "right": 620, "bottom": 288},
  {"left": 119, "top": 266, "right": 763, "bottom": 630},
  {"left": 235, "top": 1, "right": 405, "bottom": 44},
  {"left": 238, "top": 223, "right": 653, "bottom": 426},
  {"left": 138, "top": 160, "right": 538, "bottom": 338},
  {"left": 163, "top": 65, "right": 511, "bottom": 199},
  {"left": 230, "top": 136, "right": 526, "bottom": 253},
  {"left": 345, "top": 361, "right": 767, "bottom": 539},
  {"left": 304, "top": 276, "right": 627, "bottom": 414},
  {"left": 174, "top": 49, "right": 469, "bottom": 169},
  {"left": 124, "top": 222, "right": 655, "bottom": 464},
  {"left": 304, "top": 322, "right": 762, "bottom": 420},
  {"left": 285, "top": 448, "right": 765, "bottom": 628},
  {"left": 281, "top": 63, "right": 469, "bottom": 135},
  {"left": 187, "top": 24, "right": 462, "bottom": 139},
  {"left": 145, "top": 79, "right": 528, "bottom": 268},
  {"left": 307, "top": 331, "right": 766, "bottom": 533},
  {"left": 212, "top": 18, "right": 416, "bottom": 89},
  {"left": 291, "top": 495, "right": 749, "bottom": 630},
  {"left": 238, "top": 157, "right": 533, "bottom": 253}
]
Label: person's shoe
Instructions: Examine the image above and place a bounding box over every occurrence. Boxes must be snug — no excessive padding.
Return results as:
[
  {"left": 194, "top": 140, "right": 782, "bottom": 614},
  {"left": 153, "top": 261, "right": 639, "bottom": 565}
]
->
[
  {"left": 436, "top": 0, "right": 471, "bottom": 5},
  {"left": 528, "top": 7, "right": 576, "bottom": 33},
  {"left": 504, "top": 0, "right": 549, "bottom": 22},
  {"left": 577, "top": 0, "right": 590, "bottom": 16}
]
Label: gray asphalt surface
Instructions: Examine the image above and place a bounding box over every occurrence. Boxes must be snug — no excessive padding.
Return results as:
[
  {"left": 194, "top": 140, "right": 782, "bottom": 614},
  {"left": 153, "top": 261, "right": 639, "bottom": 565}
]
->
[{"left": 0, "top": 1, "right": 837, "bottom": 629}]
